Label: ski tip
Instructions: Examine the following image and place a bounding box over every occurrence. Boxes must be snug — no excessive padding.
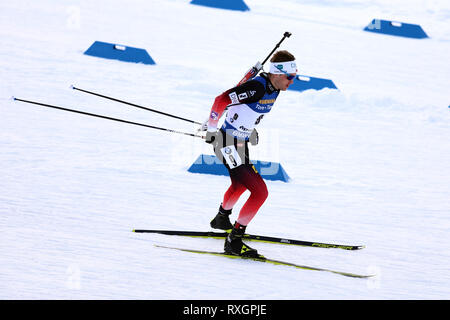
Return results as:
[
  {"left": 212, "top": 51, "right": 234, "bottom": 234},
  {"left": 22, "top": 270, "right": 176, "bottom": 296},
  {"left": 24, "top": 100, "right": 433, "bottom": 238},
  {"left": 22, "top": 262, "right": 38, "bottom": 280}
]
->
[
  {"left": 69, "top": 84, "right": 75, "bottom": 90},
  {"left": 10, "top": 96, "right": 16, "bottom": 101}
]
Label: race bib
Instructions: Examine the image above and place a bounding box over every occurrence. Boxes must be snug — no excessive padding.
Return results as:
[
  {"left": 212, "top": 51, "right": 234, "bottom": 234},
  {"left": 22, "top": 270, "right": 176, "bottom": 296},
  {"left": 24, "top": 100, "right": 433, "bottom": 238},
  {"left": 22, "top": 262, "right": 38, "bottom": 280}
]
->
[{"left": 220, "top": 145, "right": 242, "bottom": 169}]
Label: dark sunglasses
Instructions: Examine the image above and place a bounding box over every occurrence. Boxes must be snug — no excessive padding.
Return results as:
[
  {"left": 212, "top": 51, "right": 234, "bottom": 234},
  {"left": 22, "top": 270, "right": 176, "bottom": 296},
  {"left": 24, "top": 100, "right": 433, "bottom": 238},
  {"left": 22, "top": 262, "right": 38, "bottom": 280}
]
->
[{"left": 285, "top": 74, "right": 296, "bottom": 80}]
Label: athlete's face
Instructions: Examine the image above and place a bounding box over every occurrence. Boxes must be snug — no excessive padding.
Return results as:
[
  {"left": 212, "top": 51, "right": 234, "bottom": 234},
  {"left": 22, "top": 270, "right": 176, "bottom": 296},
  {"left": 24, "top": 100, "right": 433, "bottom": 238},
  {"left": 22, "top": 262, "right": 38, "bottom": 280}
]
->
[{"left": 272, "top": 73, "right": 296, "bottom": 91}]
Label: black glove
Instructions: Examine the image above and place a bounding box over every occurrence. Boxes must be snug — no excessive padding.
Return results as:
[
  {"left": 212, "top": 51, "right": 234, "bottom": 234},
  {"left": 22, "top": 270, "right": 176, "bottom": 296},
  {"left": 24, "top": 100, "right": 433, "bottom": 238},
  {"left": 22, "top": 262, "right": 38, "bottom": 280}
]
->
[
  {"left": 205, "top": 130, "right": 218, "bottom": 144},
  {"left": 249, "top": 129, "right": 259, "bottom": 146}
]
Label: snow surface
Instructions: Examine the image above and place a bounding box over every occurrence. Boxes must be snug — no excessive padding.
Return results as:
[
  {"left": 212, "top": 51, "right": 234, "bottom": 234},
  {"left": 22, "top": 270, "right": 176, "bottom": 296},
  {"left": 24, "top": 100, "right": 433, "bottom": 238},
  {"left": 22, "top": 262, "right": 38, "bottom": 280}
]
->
[{"left": 1, "top": 0, "right": 450, "bottom": 300}]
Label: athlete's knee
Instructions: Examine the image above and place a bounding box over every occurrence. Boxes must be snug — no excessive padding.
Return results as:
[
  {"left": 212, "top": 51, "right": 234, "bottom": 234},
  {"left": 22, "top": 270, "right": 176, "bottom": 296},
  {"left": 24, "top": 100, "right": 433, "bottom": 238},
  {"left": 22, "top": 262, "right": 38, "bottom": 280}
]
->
[
  {"left": 260, "top": 184, "right": 269, "bottom": 202},
  {"left": 253, "top": 182, "right": 268, "bottom": 204}
]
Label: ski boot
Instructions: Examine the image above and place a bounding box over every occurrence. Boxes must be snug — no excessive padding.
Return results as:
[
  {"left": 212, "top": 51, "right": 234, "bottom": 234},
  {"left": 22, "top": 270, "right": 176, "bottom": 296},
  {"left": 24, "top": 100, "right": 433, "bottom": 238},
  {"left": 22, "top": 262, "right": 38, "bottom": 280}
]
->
[
  {"left": 210, "top": 204, "right": 233, "bottom": 230},
  {"left": 224, "top": 222, "right": 260, "bottom": 258}
]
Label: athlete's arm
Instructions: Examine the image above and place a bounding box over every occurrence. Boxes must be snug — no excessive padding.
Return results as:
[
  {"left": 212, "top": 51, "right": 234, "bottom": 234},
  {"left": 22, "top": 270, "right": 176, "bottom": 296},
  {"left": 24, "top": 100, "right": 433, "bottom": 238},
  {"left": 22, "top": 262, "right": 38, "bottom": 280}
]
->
[{"left": 207, "top": 80, "right": 265, "bottom": 131}]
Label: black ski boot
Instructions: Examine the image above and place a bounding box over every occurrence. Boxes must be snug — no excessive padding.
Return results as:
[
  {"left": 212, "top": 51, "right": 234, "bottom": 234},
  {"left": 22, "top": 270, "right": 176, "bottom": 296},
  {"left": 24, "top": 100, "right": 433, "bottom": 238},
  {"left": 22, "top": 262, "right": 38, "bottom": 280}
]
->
[
  {"left": 224, "top": 223, "right": 260, "bottom": 258},
  {"left": 210, "top": 204, "right": 233, "bottom": 230}
]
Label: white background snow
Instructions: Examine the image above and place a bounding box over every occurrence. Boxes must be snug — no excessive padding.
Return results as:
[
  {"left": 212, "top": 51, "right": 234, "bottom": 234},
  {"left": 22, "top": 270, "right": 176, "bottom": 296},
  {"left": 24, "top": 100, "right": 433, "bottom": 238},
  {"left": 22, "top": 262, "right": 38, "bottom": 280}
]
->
[{"left": 1, "top": 0, "right": 449, "bottom": 300}]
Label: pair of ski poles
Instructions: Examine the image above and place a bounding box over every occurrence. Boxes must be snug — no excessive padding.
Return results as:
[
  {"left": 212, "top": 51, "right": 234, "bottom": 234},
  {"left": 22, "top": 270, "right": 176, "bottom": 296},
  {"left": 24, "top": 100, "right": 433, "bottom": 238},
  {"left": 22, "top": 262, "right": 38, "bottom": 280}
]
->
[
  {"left": 12, "top": 32, "right": 291, "bottom": 138},
  {"left": 14, "top": 87, "right": 204, "bottom": 139}
]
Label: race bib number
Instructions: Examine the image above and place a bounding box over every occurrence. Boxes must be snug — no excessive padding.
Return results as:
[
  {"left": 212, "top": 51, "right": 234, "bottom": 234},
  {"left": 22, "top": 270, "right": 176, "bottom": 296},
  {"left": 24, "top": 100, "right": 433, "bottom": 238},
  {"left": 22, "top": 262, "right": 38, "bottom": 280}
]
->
[{"left": 220, "top": 145, "right": 242, "bottom": 169}]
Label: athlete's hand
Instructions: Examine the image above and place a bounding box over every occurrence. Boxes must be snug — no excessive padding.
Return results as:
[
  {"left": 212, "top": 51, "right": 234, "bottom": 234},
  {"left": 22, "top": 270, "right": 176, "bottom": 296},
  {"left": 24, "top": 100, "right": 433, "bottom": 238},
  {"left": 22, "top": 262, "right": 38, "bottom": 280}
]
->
[
  {"left": 249, "top": 129, "right": 259, "bottom": 146},
  {"left": 197, "top": 119, "right": 208, "bottom": 132}
]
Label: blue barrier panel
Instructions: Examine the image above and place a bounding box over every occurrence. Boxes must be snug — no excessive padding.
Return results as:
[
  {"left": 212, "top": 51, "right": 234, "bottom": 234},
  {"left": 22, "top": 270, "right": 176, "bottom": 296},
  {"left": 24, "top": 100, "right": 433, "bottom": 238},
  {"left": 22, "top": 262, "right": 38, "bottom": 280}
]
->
[
  {"left": 190, "top": 0, "right": 250, "bottom": 11},
  {"left": 188, "top": 154, "right": 290, "bottom": 182},
  {"left": 363, "top": 19, "right": 428, "bottom": 39},
  {"left": 288, "top": 75, "right": 337, "bottom": 92},
  {"left": 84, "top": 41, "right": 156, "bottom": 64}
]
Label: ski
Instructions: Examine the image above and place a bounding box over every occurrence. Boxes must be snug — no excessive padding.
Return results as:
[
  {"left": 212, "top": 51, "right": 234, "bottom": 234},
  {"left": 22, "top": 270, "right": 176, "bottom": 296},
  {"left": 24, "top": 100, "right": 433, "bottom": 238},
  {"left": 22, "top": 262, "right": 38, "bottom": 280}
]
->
[
  {"left": 155, "top": 245, "right": 373, "bottom": 279},
  {"left": 133, "top": 229, "right": 364, "bottom": 250}
]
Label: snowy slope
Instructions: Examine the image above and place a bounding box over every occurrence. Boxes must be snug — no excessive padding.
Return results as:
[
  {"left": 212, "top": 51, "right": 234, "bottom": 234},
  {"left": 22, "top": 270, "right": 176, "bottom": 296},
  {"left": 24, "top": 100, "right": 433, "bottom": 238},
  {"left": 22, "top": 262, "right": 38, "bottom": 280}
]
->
[{"left": 1, "top": 0, "right": 450, "bottom": 299}]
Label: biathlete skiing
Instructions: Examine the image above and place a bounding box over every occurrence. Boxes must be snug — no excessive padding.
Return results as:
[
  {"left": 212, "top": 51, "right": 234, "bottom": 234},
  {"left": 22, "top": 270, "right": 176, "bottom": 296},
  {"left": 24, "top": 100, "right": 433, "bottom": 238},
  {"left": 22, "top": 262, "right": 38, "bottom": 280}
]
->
[{"left": 204, "top": 50, "right": 297, "bottom": 257}]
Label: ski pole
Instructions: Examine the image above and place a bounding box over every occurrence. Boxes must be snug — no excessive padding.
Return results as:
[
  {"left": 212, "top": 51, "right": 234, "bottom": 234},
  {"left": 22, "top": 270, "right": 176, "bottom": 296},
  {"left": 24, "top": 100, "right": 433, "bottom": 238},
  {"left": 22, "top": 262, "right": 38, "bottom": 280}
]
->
[
  {"left": 70, "top": 85, "right": 202, "bottom": 125},
  {"left": 12, "top": 97, "right": 204, "bottom": 139}
]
